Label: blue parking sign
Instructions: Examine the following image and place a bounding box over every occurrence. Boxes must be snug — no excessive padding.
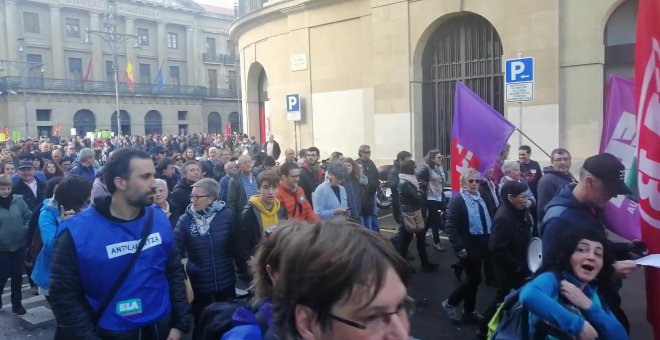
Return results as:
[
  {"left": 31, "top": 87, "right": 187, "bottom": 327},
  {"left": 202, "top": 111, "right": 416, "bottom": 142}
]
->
[
  {"left": 286, "top": 94, "right": 300, "bottom": 112},
  {"left": 505, "top": 57, "right": 534, "bottom": 83}
]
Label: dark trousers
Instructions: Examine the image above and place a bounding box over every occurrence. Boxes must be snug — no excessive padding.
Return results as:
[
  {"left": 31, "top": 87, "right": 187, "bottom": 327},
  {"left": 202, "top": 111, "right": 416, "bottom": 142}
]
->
[
  {"left": 0, "top": 249, "right": 25, "bottom": 308},
  {"left": 45, "top": 295, "right": 64, "bottom": 340},
  {"left": 398, "top": 230, "right": 430, "bottom": 266},
  {"left": 191, "top": 287, "right": 235, "bottom": 339},
  {"left": 425, "top": 200, "right": 443, "bottom": 244},
  {"left": 447, "top": 256, "right": 482, "bottom": 313}
]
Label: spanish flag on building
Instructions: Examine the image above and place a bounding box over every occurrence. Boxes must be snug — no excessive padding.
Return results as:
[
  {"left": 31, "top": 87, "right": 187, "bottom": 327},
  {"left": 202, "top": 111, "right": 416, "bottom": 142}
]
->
[{"left": 125, "top": 59, "right": 135, "bottom": 92}]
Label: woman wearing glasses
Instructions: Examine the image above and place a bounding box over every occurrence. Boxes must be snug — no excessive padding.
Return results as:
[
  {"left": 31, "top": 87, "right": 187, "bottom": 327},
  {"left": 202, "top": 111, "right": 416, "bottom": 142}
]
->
[
  {"left": 173, "top": 177, "right": 238, "bottom": 339},
  {"left": 443, "top": 169, "right": 491, "bottom": 324},
  {"left": 273, "top": 220, "right": 413, "bottom": 339}
]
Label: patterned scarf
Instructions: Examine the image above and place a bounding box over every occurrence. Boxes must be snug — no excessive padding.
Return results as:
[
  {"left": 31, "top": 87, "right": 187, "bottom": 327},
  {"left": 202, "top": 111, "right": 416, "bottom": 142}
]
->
[
  {"left": 186, "top": 200, "right": 225, "bottom": 236},
  {"left": 459, "top": 188, "right": 492, "bottom": 235},
  {"left": 398, "top": 173, "right": 420, "bottom": 190}
]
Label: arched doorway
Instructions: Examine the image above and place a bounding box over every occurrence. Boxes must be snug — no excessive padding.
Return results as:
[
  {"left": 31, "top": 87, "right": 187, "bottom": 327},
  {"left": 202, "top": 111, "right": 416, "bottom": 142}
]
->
[
  {"left": 208, "top": 112, "right": 222, "bottom": 134},
  {"left": 245, "top": 62, "right": 268, "bottom": 143},
  {"left": 421, "top": 14, "right": 503, "bottom": 162},
  {"left": 604, "top": 0, "right": 638, "bottom": 80},
  {"left": 229, "top": 112, "right": 240, "bottom": 134},
  {"left": 73, "top": 109, "right": 96, "bottom": 136},
  {"left": 111, "top": 110, "right": 131, "bottom": 136},
  {"left": 144, "top": 110, "right": 162, "bottom": 135}
]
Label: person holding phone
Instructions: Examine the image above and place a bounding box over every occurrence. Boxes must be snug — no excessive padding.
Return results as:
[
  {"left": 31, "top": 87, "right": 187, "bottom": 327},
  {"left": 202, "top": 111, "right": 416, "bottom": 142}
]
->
[{"left": 312, "top": 162, "right": 353, "bottom": 220}]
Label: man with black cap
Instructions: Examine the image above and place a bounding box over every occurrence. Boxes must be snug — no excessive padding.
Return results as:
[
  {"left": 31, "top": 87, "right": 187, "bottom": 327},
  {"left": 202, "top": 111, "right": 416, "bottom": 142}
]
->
[
  {"left": 12, "top": 160, "right": 46, "bottom": 212},
  {"left": 540, "top": 152, "right": 642, "bottom": 332},
  {"left": 11, "top": 153, "right": 47, "bottom": 183}
]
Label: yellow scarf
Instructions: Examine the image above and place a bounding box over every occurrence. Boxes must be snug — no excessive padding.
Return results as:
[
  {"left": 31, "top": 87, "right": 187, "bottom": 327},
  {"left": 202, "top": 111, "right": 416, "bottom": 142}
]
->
[{"left": 248, "top": 195, "right": 281, "bottom": 230}]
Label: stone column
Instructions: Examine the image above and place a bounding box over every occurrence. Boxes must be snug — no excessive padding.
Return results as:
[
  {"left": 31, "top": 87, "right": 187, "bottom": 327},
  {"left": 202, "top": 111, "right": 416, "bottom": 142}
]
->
[
  {"left": 6, "top": 0, "right": 18, "bottom": 69},
  {"left": 50, "top": 5, "right": 65, "bottom": 78},
  {"left": 90, "top": 12, "right": 104, "bottom": 81},
  {"left": 0, "top": 4, "right": 7, "bottom": 61},
  {"left": 186, "top": 25, "right": 196, "bottom": 86}
]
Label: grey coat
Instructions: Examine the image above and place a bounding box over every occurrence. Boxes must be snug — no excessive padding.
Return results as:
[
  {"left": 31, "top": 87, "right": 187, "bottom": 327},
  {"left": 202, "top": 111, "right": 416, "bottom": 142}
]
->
[{"left": 0, "top": 195, "right": 32, "bottom": 252}]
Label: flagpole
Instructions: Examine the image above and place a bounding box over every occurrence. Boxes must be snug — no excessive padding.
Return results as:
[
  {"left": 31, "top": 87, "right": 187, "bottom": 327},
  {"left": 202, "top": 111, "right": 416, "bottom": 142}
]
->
[{"left": 515, "top": 127, "right": 551, "bottom": 159}]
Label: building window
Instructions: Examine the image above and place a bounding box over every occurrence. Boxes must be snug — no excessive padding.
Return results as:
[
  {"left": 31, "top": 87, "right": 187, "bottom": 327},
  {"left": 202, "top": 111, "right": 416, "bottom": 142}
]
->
[
  {"left": 167, "top": 32, "right": 178, "bottom": 49},
  {"left": 106, "top": 60, "right": 114, "bottom": 80},
  {"left": 137, "top": 28, "right": 149, "bottom": 46},
  {"left": 227, "top": 40, "right": 236, "bottom": 58},
  {"left": 37, "top": 126, "right": 53, "bottom": 138},
  {"left": 26, "top": 54, "right": 43, "bottom": 77},
  {"left": 169, "top": 66, "right": 180, "bottom": 86},
  {"left": 65, "top": 18, "right": 80, "bottom": 38},
  {"left": 23, "top": 12, "right": 40, "bottom": 34},
  {"left": 228, "top": 70, "right": 237, "bottom": 91},
  {"left": 178, "top": 124, "right": 188, "bottom": 136},
  {"left": 68, "top": 57, "right": 83, "bottom": 80},
  {"left": 206, "top": 38, "right": 216, "bottom": 54},
  {"left": 36, "top": 109, "right": 51, "bottom": 121},
  {"left": 177, "top": 111, "right": 187, "bottom": 120},
  {"left": 139, "top": 63, "right": 151, "bottom": 84}
]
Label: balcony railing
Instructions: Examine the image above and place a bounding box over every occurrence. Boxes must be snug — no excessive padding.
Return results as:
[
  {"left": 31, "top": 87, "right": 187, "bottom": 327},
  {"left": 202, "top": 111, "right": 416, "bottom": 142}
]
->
[
  {"left": 202, "top": 53, "right": 238, "bottom": 66},
  {"left": 0, "top": 76, "right": 237, "bottom": 99},
  {"left": 236, "top": 0, "right": 267, "bottom": 17}
]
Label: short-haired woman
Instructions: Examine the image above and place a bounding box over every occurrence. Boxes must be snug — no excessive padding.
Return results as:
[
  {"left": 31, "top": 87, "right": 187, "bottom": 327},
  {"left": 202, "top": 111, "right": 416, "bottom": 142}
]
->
[
  {"left": 398, "top": 159, "right": 439, "bottom": 272},
  {"left": 312, "top": 162, "right": 352, "bottom": 220},
  {"left": 0, "top": 174, "right": 32, "bottom": 315},
  {"left": 443, "top": 169, "right": 491, "bottom": 323},
  {"left": 174, "top": 177, "right": 237, "bottom": 338}
]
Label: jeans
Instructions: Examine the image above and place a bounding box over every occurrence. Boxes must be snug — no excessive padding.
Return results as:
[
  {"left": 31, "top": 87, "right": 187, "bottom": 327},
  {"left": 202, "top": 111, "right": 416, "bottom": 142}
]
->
[
  {"left": 370, "top": 193, "right": 380, "bottom": 232},
  {"left": 425, "top": 200, "right": 443, "bottom": 244},
  {"left": 0, "top": 249, "right": 25, "bottom": 308}
]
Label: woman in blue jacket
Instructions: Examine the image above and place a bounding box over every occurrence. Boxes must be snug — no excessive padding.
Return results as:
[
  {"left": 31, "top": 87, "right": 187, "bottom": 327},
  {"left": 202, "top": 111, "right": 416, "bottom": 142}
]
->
[
  {"left": 520, "top": 227, "right": 628, "bottom": 340},
  {"left": 312, "top": 162, "right": 352, "bottom": 220}
]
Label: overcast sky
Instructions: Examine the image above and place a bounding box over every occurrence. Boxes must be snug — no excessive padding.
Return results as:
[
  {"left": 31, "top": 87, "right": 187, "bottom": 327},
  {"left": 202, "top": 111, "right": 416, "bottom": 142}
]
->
[{"left": 195, "top": 0, "right": 235, "bottom": 8}]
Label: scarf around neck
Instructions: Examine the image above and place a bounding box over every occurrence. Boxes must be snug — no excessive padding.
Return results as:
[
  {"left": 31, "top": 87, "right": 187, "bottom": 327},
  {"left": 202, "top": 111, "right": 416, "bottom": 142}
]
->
[
  {"left": 459, "top": 189, "right": 492, "bottom": 235},
  {"left": 398, "top": 173, "right": 420, "bottom": 190},
  {"left": 186, "top": 200, "right": 225, "bottom": 236}
]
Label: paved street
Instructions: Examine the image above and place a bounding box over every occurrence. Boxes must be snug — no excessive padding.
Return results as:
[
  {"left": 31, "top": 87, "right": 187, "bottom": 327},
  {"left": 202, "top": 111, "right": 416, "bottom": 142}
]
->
[{"left": 0, "top": 214, "right": 653, "bottom": 339}]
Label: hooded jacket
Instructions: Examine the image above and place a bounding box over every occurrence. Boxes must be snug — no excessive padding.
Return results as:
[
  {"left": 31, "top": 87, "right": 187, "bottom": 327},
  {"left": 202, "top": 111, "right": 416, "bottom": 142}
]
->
[
  {"left": 31, "top": 198, "right": 60, "bottom": 290},
  {"left": 540, "top": 184, "right": 630, "bottom": 260},
  {"left": 536, "top": 166, "right": 577, "bottom": 220},
  {"left": 276, "top": 183, "right": 318, "bottom": 222},
  {"left": 49, "top": 197, "right": 191, "bottom": 338},
  {"left": 174, "top": 201, "right": 237, "bottom": 295},
  {"left": 236, "top": 197, "right": 287, "bottom": 277}
]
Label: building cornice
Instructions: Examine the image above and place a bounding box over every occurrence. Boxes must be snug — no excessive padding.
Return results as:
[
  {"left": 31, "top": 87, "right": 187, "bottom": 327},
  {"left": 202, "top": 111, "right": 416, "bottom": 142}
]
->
[{"left": 229, "top": 0, "right": 351, "bottom": 42}]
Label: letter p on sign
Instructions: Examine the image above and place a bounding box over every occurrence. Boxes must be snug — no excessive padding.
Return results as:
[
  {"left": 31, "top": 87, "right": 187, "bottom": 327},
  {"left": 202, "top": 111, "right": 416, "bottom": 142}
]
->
[{"left": 287, "top": 94, "right": 300, "bottom": 112}]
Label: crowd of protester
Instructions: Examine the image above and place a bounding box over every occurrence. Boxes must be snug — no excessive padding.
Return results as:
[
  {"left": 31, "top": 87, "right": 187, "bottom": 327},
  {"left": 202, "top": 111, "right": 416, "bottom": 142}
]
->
[{"left": 0, "top": 130, "right": 648, "bottom": 340}]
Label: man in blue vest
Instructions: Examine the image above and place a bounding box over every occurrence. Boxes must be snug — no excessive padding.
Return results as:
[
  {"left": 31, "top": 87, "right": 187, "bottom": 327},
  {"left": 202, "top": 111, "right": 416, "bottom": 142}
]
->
[{"left": 49, "top": 148, "right": 191, "bottom": 339}]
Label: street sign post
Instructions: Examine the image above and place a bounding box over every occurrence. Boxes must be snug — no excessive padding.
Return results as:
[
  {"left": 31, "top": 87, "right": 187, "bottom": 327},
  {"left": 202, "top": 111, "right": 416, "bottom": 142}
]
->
[
  {"left": 286, "top": 94, "right": 301, "bottom": 121},
  {"left": 505, "top": 57, "right": 534, "bottom": 102}
]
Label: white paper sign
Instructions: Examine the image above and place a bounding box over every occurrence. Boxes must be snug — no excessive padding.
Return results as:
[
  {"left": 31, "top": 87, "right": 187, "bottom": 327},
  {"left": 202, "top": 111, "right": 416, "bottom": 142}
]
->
[{"left": 634, "top": 254, "right": 660, "bottom": 268}]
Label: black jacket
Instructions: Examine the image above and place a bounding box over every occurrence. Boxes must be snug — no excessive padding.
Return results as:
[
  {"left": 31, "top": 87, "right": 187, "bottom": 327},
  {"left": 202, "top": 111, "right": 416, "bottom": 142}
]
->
[
  {"left": 489, "top": 202, "right": 532, "bottom": 288},
  {"left": 343, "top": 177, "right": 364, "bottom": 220},
  {"left": 12, "top": 178, "right": 46, "bottom": 212},
  {"left": 520, "top": 160, "right": 543, "bottom": 197},
  {"left": 235, "top": 203, "right": 287, "bottom": 278},
  {"left": 174, "top": 204, "right": 237, "bottom": 295},
  {"left": 398, "top": 180, "right": 425, "bottom": 213},
  {"left": 170, "top": 179, "right": 193, "bottom": 217},
  {"left": 298, "top": 162, "right": 324, "bottom": 207},
  {"left": 49, "top": 204, "right": 191, "bottom": 338},
  {"left": 388, "top": 163, "right": 402, "bottom": 223},
  {"left": 446, "top": 195, "right": 490, "bottom": 259},
  {"left": 262, "top": 141, "right": 281, "bottom": 160},
  {"left": 156, "top": 170, "right": 181, "bottom": 194},
  {"left": 478, "top": 180, "right": 499, "bottom": 218},
  {"left": 356, "top": 158, "right": 379, "bottom": 196},
  {"left": 226, "top": 173, "right": 254, "bottom": 215}
]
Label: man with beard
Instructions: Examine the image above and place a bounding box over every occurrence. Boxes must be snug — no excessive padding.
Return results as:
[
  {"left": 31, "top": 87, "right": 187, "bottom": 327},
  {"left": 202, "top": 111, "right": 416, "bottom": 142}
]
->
[{"left": 49, "top": 148, "right": 191, "bottom": 339}]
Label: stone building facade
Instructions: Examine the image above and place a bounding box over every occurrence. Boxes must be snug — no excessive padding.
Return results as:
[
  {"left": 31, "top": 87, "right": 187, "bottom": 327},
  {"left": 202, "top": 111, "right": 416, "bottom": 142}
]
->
[
  {"left": 0, "top": 0, "right": 241, "bottom": 138},
  {"left": 230, "top": 0, "right": 637, "bottom": 165}
]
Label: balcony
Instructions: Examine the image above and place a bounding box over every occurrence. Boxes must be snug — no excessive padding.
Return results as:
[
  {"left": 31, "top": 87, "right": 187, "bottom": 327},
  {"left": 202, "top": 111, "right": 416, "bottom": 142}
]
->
[
  {"left": 0, "top": 76, "right": 237, "bottom": 99},
  {"left": 202, "top": 52, "right": 239, "bottom": 66},
  {"left": 236, "top": 0, "right": 267, "bottom": 17}
]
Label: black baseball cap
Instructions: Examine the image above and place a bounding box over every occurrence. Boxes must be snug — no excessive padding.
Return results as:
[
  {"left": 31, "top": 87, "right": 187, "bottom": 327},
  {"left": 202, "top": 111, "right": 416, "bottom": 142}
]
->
[{"left": 583, "top": 153, "right": 632, "bottom": 195}]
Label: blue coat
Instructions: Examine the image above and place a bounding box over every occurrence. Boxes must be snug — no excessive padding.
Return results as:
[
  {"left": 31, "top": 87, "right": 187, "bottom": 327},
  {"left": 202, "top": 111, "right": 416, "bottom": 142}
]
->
[
  {"left": 312, "top": 181, "right": 350, "bottom": 220},
  {"left": 520, "top": 272, "right": 628, "bottom": 340},
  {"left": 31, "top": 198, "right": 60, "bottom": 290},
  {"left": 174, "top": 202, "right": 237, "bottom": 295},
  {"left": 68, "top": 161, "right": 96, "bottom": 183}
]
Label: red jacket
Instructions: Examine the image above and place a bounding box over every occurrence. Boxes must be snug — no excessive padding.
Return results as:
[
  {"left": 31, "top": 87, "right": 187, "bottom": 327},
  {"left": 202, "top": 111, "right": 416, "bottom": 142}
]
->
[{"left": 277, "top": 183, "right": 319, "bottom": 222}]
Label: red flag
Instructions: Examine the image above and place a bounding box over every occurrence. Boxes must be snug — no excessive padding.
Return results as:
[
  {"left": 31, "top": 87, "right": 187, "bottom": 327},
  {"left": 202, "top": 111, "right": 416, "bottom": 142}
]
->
[
  {"left": 82, "top": 57, "right": 93, "bottom": 81},
  {"left": 225, "top": 121, "right": 231, "bottom": 139},
  {"left": 53, "top": 122, "right": 60, "bottom": 137},
  {"left": 635, "top": 0, "right": 660, "bottom": 338},
  {"left": 2, "top": 123, "right": 8, "bottom": 137}
]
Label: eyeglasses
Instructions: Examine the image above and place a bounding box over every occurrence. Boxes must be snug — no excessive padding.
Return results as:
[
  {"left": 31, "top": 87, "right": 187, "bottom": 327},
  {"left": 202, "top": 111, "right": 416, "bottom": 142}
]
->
[
  {"left": 467, "top": 179, "right": 480, "bottom": 184},
  {"left": 328, "top": 296, "right": 415, "bottom": 330},
  {"left": 362, "top": 150, "right": 372, "bottom": 154},
  {"left": 189, "top": 194, "right": 210, "bottom": 201}
]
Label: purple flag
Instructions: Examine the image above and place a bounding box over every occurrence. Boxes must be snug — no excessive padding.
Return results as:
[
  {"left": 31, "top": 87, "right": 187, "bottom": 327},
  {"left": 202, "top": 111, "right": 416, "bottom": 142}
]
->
[
  {"left": 451, "top": 81, "right": 516, "bottom": 191},
  {"left": 600, "top": 75, "right": 640, "bottom": 240}
]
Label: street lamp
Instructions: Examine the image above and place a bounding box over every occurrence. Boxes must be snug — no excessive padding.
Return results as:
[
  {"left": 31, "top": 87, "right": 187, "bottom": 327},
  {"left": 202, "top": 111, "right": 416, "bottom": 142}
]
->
[
  {"left": 0, "top": 38, "right": 45, "bottom": 137},
  {"left": 84, "top": 0, "right": 138, "bottom": 137}
]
